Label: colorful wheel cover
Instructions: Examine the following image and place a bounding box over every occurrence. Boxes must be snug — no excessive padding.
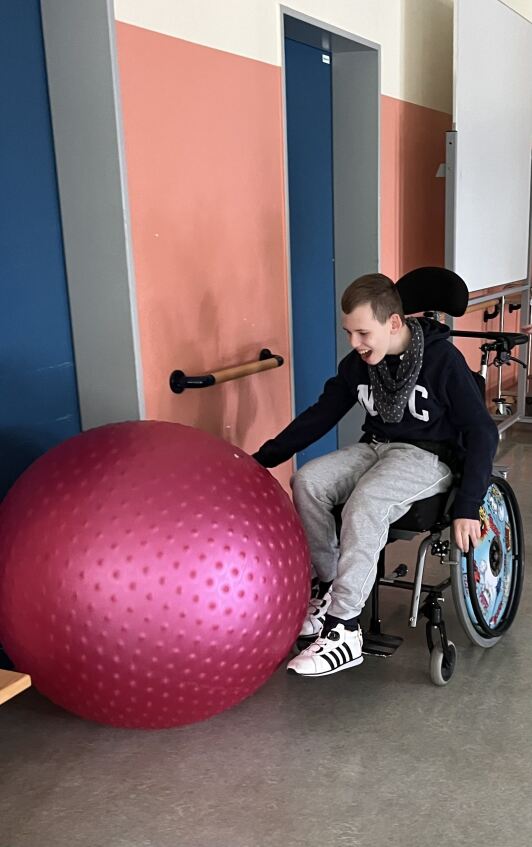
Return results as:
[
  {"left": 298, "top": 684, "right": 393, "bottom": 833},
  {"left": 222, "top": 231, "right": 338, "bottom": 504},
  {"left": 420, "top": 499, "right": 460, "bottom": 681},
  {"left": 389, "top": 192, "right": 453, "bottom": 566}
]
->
[{"left": 461, "top": 483, "right": 514, "bottom": 630}]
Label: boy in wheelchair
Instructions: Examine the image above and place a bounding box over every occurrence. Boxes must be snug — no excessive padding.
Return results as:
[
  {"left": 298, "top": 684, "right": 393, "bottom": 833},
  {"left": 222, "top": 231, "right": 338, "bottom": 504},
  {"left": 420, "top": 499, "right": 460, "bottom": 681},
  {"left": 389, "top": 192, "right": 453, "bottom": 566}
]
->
[{"left": 253, "top": 273, "right": 499, "bottom": 677}]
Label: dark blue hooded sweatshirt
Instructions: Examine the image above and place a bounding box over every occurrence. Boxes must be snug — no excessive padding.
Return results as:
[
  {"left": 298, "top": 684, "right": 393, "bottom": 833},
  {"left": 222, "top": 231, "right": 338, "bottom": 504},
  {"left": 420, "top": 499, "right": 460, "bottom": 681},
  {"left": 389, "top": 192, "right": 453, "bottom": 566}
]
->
[{"left": 253, "top": 318, "right": 499, "bottom": 519}]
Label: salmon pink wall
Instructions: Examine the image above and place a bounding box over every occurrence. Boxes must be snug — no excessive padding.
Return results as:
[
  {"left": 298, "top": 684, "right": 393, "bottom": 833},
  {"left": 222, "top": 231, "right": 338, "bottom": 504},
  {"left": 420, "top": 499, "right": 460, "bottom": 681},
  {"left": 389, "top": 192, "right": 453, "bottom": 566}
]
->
[
  {"left": 116, "top": 23, "right": 294, "bottom": 489},
  {"left": 116, "top": 22, "right": 483, "bottom": 487},
  {"left": 380, "top": 96, "right": 451, "bottom": 280}
]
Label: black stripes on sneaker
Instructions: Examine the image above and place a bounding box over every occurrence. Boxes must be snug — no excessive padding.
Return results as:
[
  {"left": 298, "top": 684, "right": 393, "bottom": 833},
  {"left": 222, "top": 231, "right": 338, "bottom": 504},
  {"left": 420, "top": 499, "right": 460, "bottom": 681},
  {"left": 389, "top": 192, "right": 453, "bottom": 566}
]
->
[
  {"left": 288, "top": 623, "right": 364, "bottom": 677},
  {"left": 339, "top": 643, "right": 354, "bottom": 662},
  {"left": 322, "top": 654, "right": 336, "bottom": 671},
  {"left": 319, "top": 645, "right": 354, "bottom": 670}
]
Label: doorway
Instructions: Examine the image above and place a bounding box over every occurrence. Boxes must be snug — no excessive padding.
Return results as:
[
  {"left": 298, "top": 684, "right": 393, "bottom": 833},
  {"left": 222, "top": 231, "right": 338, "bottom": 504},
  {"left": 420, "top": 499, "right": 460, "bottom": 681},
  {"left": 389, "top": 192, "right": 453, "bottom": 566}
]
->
[{"left": 282, "top": 11, "right": 380, "bottom": 465}]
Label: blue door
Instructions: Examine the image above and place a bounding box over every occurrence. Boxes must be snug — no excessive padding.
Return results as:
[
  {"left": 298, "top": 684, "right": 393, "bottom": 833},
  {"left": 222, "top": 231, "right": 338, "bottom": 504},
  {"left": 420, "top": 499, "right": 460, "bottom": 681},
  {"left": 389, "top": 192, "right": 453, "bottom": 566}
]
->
[
  {"left": 284, "top": 38, "right": 337, "bottom": 467},
  {"left": 0, "top": 1, "right": 81, "bottom": 500}
]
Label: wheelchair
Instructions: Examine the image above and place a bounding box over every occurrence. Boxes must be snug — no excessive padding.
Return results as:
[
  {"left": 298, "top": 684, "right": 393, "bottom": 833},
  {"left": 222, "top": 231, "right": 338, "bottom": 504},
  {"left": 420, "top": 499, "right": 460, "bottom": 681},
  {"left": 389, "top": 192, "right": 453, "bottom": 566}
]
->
[{"left": 315, "top": 267, "right": 527, "bottom": 686}]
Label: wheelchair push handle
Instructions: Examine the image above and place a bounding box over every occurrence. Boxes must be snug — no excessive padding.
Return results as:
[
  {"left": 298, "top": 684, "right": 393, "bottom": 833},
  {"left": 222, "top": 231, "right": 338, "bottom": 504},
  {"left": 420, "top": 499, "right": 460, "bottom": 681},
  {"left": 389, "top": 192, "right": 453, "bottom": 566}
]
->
[
  {"left": 451, "top": 329, "right": 529, "bottom": 372},
  {"left": 450, "top": 329, "right": 529, "bottom": 350}
]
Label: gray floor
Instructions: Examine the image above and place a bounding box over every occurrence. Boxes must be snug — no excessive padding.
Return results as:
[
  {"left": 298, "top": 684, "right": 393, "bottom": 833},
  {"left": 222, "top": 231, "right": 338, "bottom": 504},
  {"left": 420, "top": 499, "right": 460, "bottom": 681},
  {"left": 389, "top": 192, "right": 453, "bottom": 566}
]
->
[{"left": 2, "top": 430, "right": 532, "bottom": 847}]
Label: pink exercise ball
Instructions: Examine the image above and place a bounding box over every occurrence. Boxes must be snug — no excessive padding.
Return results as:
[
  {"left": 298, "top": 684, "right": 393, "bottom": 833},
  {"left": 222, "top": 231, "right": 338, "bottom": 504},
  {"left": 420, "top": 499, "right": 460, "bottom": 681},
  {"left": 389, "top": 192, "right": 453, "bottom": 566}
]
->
[{"left": 0, "top": 421, "right": 310, "bottom": 729}]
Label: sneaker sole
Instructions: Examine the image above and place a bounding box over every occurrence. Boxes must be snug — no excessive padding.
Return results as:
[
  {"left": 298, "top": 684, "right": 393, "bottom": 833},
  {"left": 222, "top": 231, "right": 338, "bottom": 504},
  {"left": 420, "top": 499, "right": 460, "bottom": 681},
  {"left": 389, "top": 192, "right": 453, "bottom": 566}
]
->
[{"left": 287, "top": 655, "right": 364, "bottom": 677}]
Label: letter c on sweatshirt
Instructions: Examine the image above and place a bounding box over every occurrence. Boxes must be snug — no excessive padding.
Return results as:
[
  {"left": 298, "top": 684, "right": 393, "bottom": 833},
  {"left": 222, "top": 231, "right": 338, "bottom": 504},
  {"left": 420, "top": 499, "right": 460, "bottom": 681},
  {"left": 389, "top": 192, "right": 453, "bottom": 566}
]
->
[{"left": 409, "top": 385, "right": 429, "bottom": 421}]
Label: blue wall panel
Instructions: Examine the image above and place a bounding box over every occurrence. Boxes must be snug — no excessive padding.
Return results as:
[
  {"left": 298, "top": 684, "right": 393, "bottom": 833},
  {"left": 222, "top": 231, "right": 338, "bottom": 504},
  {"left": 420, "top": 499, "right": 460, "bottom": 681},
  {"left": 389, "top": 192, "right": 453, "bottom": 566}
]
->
[{"left": 0, "top": 1, "right": 81, "bottom": 498}]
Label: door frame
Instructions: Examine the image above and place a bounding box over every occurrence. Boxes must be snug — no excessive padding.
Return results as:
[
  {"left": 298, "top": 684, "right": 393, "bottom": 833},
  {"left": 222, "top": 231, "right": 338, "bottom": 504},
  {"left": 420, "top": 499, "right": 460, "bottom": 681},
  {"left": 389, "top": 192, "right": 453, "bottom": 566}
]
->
[{"left": 40, "top": 0, "right": 144, "bottom": 429}]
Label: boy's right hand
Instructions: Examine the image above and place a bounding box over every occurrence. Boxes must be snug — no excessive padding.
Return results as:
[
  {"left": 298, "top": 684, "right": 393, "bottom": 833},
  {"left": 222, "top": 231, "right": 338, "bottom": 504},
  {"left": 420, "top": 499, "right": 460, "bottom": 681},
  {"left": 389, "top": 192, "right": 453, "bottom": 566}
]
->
[{"left": 452, "top": 518, "right": 481, "bottom": 554}]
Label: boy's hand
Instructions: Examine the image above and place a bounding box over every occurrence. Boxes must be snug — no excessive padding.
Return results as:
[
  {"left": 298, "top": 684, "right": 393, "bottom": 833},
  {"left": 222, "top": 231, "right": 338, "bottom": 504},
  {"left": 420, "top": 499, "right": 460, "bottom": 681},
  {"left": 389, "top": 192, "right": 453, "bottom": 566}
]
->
[{"left": 452, "top": 518, "right": 481, "bottom": 554}]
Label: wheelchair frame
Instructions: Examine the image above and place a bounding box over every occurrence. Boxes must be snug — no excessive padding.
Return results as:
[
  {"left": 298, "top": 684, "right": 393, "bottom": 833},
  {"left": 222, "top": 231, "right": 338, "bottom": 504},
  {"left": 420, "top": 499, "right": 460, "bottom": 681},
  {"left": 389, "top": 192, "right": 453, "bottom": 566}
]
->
[{"left": 363, "top": 330, "right": 527, "bottom": 685}]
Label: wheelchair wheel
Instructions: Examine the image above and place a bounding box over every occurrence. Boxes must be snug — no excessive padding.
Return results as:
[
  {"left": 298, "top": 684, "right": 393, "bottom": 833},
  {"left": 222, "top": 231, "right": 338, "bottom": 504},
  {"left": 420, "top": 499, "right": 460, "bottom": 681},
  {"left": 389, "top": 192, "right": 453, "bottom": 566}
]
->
[
  {"left": 451, "top": 476, "right": 524, "bottom": 647},
  {"left": 429, "top": 641, "right": 457, "bottom": 686}
]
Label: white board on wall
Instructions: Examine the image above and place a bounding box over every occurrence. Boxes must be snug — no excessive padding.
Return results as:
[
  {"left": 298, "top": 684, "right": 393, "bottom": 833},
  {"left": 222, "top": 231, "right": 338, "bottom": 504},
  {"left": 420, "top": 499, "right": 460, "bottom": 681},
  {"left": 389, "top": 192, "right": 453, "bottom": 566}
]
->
[{"left": 449, "top": 0, "right": 532, "bottom": 291}]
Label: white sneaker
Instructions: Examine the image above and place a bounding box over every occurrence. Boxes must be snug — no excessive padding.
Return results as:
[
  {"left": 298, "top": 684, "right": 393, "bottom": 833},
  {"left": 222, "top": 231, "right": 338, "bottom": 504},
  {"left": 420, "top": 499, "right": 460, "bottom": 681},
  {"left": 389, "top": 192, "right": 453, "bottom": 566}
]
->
[
  {"left": 298, "top": 589, "right": 332, "bottom": 639},
  {"left": 287, "top": 624, "right": 364, "bottom": 677}
]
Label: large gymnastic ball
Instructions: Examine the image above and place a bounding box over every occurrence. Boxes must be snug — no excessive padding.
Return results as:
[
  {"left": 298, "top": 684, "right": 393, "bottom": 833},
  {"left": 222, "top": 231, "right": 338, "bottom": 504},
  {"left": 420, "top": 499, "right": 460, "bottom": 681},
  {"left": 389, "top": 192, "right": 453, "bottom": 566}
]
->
[{"left": 0, "top": 421, "right": 310, "bottom": 728}]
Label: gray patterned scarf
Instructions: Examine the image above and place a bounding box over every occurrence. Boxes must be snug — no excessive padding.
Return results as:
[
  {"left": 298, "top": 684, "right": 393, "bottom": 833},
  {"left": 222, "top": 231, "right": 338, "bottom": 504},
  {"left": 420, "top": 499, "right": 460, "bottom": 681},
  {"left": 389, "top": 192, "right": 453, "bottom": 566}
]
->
[{"left": 368, "top": 317, "right": 424, "bottom": 423}]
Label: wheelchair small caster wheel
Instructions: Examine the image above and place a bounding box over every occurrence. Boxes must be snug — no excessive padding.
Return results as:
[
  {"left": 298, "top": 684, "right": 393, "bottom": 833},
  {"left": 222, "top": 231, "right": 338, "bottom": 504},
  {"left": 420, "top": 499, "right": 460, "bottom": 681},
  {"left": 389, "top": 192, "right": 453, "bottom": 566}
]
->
[{"left": 429, "top": 641, "right": 457, "bottom": 686}]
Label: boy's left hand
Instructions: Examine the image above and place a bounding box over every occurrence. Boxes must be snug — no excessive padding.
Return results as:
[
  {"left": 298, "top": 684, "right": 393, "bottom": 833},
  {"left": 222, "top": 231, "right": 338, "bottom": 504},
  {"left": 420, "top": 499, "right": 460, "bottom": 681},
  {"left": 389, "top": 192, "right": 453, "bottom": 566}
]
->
[{"left": 452, "top": 518, "right": 481, "bottom": 554}]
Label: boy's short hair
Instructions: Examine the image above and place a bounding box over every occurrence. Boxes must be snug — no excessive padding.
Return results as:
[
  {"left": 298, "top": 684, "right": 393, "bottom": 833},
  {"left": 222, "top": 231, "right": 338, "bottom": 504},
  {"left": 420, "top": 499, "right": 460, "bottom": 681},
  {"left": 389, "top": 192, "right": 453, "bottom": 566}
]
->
[{"left": 341, "top": 273, "right": 405, "bottom": 324}]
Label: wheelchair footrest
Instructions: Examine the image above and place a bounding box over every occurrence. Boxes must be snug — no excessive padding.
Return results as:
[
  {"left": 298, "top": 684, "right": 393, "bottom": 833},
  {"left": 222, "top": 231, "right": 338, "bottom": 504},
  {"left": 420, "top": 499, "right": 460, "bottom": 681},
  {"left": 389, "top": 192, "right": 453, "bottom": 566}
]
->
[{"left": 362, "top": 630, "right": 404, "bottom": 658}]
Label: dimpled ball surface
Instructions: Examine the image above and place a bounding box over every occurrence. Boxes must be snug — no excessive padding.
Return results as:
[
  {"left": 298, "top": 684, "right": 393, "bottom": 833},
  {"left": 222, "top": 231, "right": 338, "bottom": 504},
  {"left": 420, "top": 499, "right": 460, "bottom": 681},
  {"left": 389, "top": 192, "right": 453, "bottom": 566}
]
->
[{"left": 0, "top": 421, "right": 310, "bottom": 728}]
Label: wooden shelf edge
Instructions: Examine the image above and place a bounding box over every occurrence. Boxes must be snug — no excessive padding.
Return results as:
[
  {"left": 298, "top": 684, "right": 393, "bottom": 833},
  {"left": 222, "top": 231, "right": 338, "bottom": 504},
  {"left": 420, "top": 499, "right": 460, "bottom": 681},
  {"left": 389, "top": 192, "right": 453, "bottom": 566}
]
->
[{"left": 0, "top": 669, "right": 31, "bottom": 706}]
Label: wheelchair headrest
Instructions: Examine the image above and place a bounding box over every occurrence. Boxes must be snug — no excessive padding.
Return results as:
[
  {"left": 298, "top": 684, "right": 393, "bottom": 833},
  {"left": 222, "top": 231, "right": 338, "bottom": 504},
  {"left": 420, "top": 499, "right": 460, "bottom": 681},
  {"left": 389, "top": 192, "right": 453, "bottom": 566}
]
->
[{"left": 395, "top": 267, "right": 469, "bottom": 317}]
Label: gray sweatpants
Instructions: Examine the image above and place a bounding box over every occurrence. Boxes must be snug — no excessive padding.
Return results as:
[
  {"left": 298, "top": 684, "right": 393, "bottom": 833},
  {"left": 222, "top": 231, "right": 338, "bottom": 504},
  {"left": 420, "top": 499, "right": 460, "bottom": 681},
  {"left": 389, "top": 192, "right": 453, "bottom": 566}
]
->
[{"left": 291, "top": 442, "right": 453, "bottom": 619}]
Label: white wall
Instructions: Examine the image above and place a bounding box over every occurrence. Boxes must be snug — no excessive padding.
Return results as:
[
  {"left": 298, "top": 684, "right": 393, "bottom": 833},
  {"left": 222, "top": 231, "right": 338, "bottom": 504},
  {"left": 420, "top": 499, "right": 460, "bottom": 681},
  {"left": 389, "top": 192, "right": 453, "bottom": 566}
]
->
[
  {"left": 114, "top": 0, "right": 454, "bottom": 112},
  {"left": 502, "top": 0, "right": 532, "bottom": 20},
  {"left": 114, "top": 0, "right": 532, "bottom": 112}
]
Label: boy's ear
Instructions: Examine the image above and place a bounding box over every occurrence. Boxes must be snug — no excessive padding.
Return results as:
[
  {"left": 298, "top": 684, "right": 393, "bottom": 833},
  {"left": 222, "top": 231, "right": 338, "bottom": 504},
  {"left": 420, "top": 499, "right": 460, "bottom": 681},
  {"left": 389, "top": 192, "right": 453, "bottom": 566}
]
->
[{"left": 389, "top": 313, "right": 403, "bottom": 333}]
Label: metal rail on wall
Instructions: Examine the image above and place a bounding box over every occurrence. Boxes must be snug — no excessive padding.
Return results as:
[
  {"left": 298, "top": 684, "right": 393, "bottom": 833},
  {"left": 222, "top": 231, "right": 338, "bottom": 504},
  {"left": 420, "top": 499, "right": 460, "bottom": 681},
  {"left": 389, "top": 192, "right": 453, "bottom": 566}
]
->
[
  {"left": 463, "top": 282, "right": 531, "bottom": 433},
  {"left": 169, "top": 349, "right": 284, "bottom": 394}
]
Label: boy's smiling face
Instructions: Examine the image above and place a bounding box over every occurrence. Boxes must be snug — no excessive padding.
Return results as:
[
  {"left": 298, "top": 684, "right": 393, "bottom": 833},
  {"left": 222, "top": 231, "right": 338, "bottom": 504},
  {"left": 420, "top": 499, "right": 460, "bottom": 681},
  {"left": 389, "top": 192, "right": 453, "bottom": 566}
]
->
[{"left": 342, "top": 303, "right": 404, "bottom": 365}]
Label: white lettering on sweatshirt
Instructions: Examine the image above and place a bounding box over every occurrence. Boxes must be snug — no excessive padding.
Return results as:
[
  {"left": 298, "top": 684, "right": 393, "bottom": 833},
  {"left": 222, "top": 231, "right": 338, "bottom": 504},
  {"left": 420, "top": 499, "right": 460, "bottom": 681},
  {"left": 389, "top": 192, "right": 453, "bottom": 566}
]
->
[{"left": 357, "top": 384, "right": 429, "bottom": 421}]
